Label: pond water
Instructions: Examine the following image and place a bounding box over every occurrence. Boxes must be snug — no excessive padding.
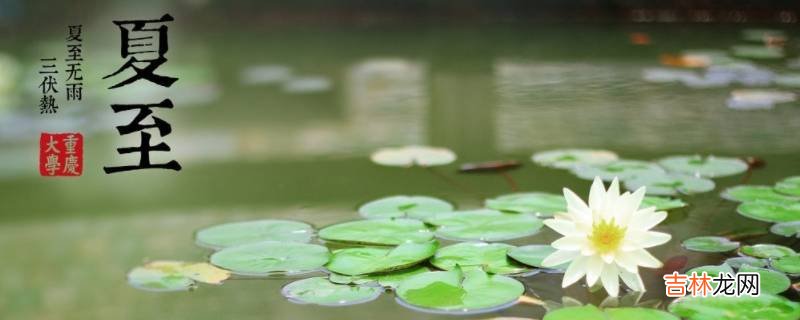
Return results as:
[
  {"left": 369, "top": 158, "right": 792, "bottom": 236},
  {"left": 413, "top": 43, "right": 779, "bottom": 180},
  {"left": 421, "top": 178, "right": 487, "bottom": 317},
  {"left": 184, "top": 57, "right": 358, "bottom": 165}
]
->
[{"left": 1, "top": 21, "right": 799, "bottom": 320}]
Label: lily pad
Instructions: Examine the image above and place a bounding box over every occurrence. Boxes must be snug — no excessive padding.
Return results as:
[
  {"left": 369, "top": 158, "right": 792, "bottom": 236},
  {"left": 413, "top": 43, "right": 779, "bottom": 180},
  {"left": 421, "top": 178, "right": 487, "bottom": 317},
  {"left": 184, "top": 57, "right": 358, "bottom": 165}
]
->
[
  {"left": 774, "top": 176, "right": 800, "bottom": 197},
  {"left": 281, "top": 277, "right": 381, "bottom": 306},
  {"left": 682, "top": 236, "right": 740, "bottom": 253},
  {"left": 326, "top": 241, "right": 438, "bottom": 276},
  {"left": 484, "top": 192, "right": 565, "bottom": 216},
  {"left": 571, "top": 160, "right": 665, "bottom": 181},
  {"left": 770, "top": 221, "right": 800, "bottom": 237},
  {"left": 774, "top": 74, "right": 800, "bottom": 88},
  {"left": 624, "top": 172, "right": 715, "bottom": 196},
  {"left": 739, "top": 265, "right": 791, "bottom": 294},
  {"left": 395, "top": 268, "right": 524, "bottom": 314},
  {"left": 544, "top": 305, "right": 678, "bottom": 320},
  {"left": 737, "top": 202, "right": 800, "bottom": 223},
  {"left": 358, "top": 195, "right": 453, "bottom": 219},
  {"left": 209, "top": 241, "right": 330, "bottom": 276},
  {"left": 640, "top": 196, "right": 687, "bottom": 211},
  {"left": 425, "top": 210, "right": 544, "bottom": 242},
  {"left": 742, "top": 29, "right": 786, "bottom": 42},
  {"left": 507, "top": 245, "right": 567, "bottom": 270},
  {"left": 771, "top": 254, "right": 800, "bottom": 275},
  {"left": 669, "top": 294, "right": 800, "bottom": 320},
  {"left": 657, "top": 155, "right": 748, "bottom": 178},
  {"left": 318, "top": 218, "right": 434, "bottom": 246},
  {"left": 430, "top": 242, "right": 530, "bottom": 275},
  {"left": 731, "top": 45, "right": 784, "bottom": 59},
  {"left": 531, "top": 149, "right": 618, "bottom": 169},
  {"left": 721, "top": 185, "right": 798, "bottom": 204},
  {"left": 724, "top": 256, "right": 767, "bottom": 269},
  {"left": 329, "top": 266, "right": 431, "bottom": 289},
  {"left": 686, "top": 264, "right": 734, "bottom": 278},
  {"left": 195, "top": 219, "right": 314, "bottom": 249},
  {"left": 370, "top": 145, "right": 456, "bottom": 167},
  {"left": 739, "top": 244, "right": 796, "bottom": 259},
  {"left": 127, "top": 264, "right": 197, "bottom": 292}
]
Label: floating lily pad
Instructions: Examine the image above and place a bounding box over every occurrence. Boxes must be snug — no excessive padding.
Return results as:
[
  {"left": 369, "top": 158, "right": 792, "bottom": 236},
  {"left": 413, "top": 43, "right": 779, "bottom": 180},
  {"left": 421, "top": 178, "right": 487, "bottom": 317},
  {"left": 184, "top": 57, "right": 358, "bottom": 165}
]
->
[
  {"left": 507, "top": 245, "right": 567, "bottom": 270},
  {"left": 430, "top": 242, "right": 530, "bottom": 275},
  {"left": 425, "top": 210, "right": 544, "bottom": 242},
  {"left": 682, "top": 236, "right": 740, "bottom": 253},
  {"left": 370, "top": 145, "right": 456, "bottom": 167},
  {"left": 658, "top": 155, "right": 748, "bottom": 178},
  {"left": 771, "top": 254, "right": 800, "bottom": 275},
  {"left": 724, "top": 256, "right": 767, "bottom": 269},
  {"left": 686, "top": 264, "right": 734, "bottom": 278},
  {"left": 624, "top": 172, "right": 715, "bottom": 196},
  {"left": 640, "top": 196, "right": 687, "bottom": 211},
  {"left": 731, "top": 45, "right": 784, "bottom": 59},
  {"left": 127, "top": 264, "right": 197, "bottom": 292},
  {"left": 739, "top": 244, "right": 796, "bottom": 259},
  {"left": 774, "top": 176, "right": 800, "bottom": 197},
  {"left": 739, "top": 265, "right": 791, "bottom": 294},
  {"left": 281, "top": 277, "right": 381, "bottom": 306},
  {"left": 358, "top": 195, "right": 453, "bottom": 219},
  {"left": 210, "top": 241, "right": 330, "bottom": 276},
  {"left": 543, "top": 305, "right": 678, "bottom": 320},
  {"left": 329, "top": 266, "right": 431, "bottom": 289},
  {"left": 326, "top": 241, "right": 438, "bottom": 276},
  {"left": 770, "top": 221, "right": 800, "bottom": 237},
  {"left": 571, "top": 160, "right": 665, "bottom": 181},
  {"left": 484, "top": 192, "right": 565, "bottom": 216},
  {"left": 721, "top": 185, "right": 798, "bottom": 204},
  {"left": 669, "top": 294, "right": 800, "bottom": 320},
  {"left": 195, "top": 219, "right": 314, "bottom": 249},
  {"left": 775, "top": 74, "right": 800, "bottom": 88},
  {"left": 395, "top": 268, "right": 524, "bottom": 314},
  {"left": 318, "top": 218, "right": 434, "bottom": 246},
  {"left": 742, "top": 29, "right": 786, "bottom": 42},
  {"left": 531, "top": 149, "right": 618, "bottom": 169},
  {"left": 737, "top": 202, "right": 800, "bottom": 223}
]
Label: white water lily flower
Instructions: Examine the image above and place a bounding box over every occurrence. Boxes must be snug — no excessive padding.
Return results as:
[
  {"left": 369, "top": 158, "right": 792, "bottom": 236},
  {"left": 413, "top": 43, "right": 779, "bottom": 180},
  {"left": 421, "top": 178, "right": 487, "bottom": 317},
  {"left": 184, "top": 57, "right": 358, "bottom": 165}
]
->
[{"left": 541, "top": 177, "right": 671, "bottom": 297}]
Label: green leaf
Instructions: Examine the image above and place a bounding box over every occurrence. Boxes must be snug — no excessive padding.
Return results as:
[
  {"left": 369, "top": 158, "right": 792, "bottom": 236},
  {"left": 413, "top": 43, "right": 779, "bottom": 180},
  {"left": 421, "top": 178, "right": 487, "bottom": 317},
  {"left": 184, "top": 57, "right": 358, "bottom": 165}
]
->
[
  {"left": 195, "top": 219, "right": 314, "bottom": 249},
  {"left": 430, "top": 242, "right": 530, "bottom": 275},
  {"left": 721, "top": 185, "right": 799, "bottom": 204},
  {"left": 329, "top": 266, "right": 432, "bottom": 289},
  {"left": 209, "top": 241, "right": 330, "bottom": 276},
  {"left": 571, "top": 160, "right": 665, "bottom": 181},
  {"left": 770, "top": 254, "right": 800, "bottom": 275},
  {"left": 531, "top": 149, "right": 618, "bottom": 169},
  {"left": 739, "top": 244, "right": 797, "bottom": 259},
  {"left": 325, "top": 241, "right": 437, "bottom": 276},
  {"left": 425, "top": 209, "right": 544, "bottom": 241},
  {"left": 127, "top": 265, "right": 196, "bottom": 292},
  {"left": 544, "top": 305, "right": 678, "bottom": 320},
  {"left": 682, "top": 236, "right": 740, "bottom": 253},
  {"left": 669, "top": 294, "right": 800, "bottom": 320},
  {"left": 280, "top": 277, "right": 381, "bottom": 306},
  {"left": 358, "top": 195, "right": 453, "bottom": 219},
  {"left": 640, "top": 196, "right": 688, "bottom": 211},
  {"left": 737, "top": 202, "right": 800, "bottom": 223},
  {"left": 318, "top": 218, "right": 434, "bottom": 246},
  {"left": 507, "top": 244, "right": 567, "bottom": 270},
  {"left": 724, "top": 256, "right": 767, "bottom": 269},
  {"left": 657, "top": 155, "right": 748, "bottom": 178},
  {"left": 731, "top": 45, "right": 784, "bottom": 59},
  {"left": 686, "top": 264, "right": 734, "bottom": 279},
  {"left": 396, "top": 268, "right": 524, "bottom": 314},
  {"left": 774, "top": 176, "right": 800, "bottom": 197},
  {"left": 739, "top": 265, "right": 791, "bottom": 294},
  {"left": 370, "top": 145, "right": 456, "bottom": 167},
  {"left": 485, "top": 192, "right": 566, "bottom": 216},
  {"left": 624, "top": 172, "right": 715, "bottom": 196},
  {"left": 770, "top": 221, "right": 800, "bottom": 237}
]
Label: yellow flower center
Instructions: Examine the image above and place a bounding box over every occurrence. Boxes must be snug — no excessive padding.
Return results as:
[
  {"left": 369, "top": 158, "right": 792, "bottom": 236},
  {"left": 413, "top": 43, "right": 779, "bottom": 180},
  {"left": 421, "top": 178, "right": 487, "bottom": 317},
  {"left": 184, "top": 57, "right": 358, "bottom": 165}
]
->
[{"left": 588, "top": 219, "right": 626, "bottom": 254}]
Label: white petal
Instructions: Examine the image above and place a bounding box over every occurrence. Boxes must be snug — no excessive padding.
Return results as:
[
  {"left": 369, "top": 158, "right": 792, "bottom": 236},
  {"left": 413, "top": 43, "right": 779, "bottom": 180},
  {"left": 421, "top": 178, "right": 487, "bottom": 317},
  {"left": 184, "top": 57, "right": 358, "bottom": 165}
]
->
[
  {"left": 600, "top": 263, "right": 620, "bottom": 297},
  {"left": 630, "top": 209, "right": 667, "bottom": 231},
  {"left": 631, "top": 249, "right": 663, "bottom": 268},
  {"left": 619, "top": 187, "right": 646, "bottom": 223},
  {"left": 543, "top": 219, "right": 580, "bottom": 236},
  {"left": 638, "top": 231, "right": 672, "bottom": 248},
  {"left": 563, "top": 188, "right": 591, "bottom": 218},
  {"left": 552, "top": 236, "right": 587, "bottom": 251},
  {"left": 602, "top": 178, "right": 621, "bottom": 218},
  {"left": 542, "top": 250, "right": 579, "bottom": 267},
  {"left": 614, "top": 251, "right": 641, "bottom": 273},
  {"left": 619, "top": 268, "right": 645, "bottom": 292},
  {"left": 585, "top": 255, "right": 604, "bottom": 286},
  {"left": 588, "top": 177, "right": 606, "bottom": 211},
  {"left": 601, "top": 252, "right": 615, "bottom": 264},
  {"left": 562, "top": 256, "right": 588, "bottom": 287}
]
